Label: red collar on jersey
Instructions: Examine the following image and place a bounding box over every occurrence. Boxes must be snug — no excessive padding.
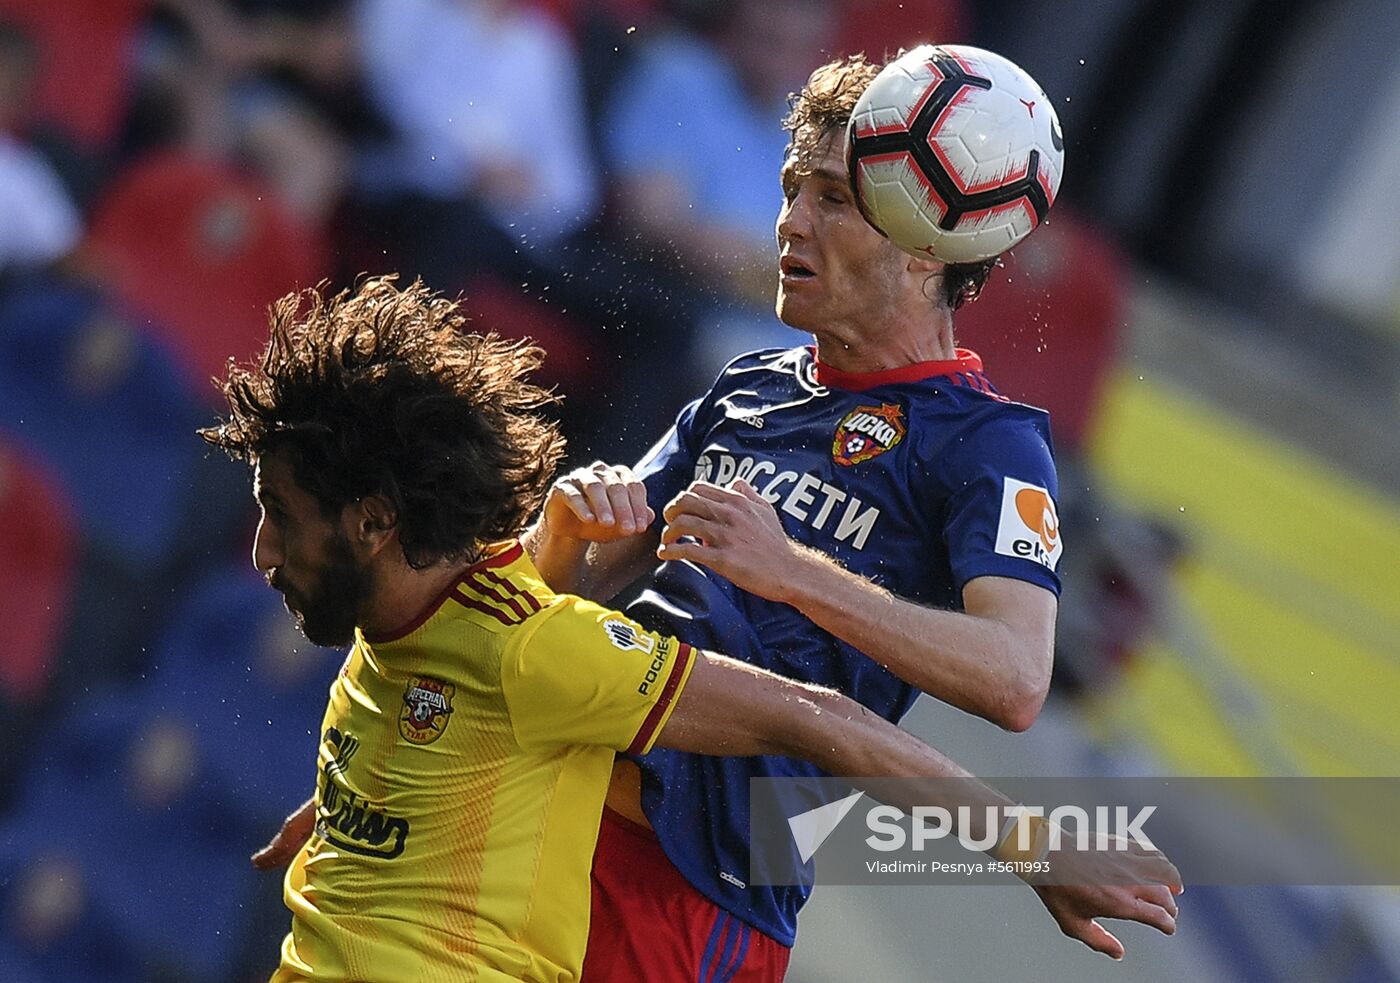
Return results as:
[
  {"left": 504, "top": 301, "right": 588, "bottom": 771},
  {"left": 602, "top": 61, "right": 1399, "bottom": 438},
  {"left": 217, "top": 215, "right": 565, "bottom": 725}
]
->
[
  {"left": 363, "top": 540, "right": 524, "bottom": 644},
  {"left": 811, "top": 348, "right": 984, "bottom": 391}
]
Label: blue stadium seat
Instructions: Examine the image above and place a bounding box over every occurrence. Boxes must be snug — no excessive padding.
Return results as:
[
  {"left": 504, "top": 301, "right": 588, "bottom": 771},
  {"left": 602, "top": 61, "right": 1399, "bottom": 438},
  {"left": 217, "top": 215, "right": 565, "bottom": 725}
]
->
[
  {"left": 138, "top": 564, "right": 336, "bottom": 833},
  {"left": 0, "top": 559, "right": 337, "bottom": 980},
  {"left": 0, "top": 694, "right": 259, "bottom": 981},
  {"left": 0, "top": 275, "right": 203, "bottom": 572}
]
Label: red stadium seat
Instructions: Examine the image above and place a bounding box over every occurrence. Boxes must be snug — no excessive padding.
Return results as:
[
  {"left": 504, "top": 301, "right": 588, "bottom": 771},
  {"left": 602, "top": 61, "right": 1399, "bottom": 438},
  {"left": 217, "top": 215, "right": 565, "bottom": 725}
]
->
[
  {"left": 0, "top": 438, "right": 76, "bottom": 703},
  {"left": 461, "top": 276, "right": 602, "bottom": 390},
  {"left": 956, "top": 209, "right": 1127, "bottom": 452},
  {"left": 0, "top": 0, "right": 149, "bottom": 149},
  {"left": 81, "top": 151, "right": 329, "bottom": 393},
  {"left": 830, "top": 0, "right": 968, "bottom": 60}
]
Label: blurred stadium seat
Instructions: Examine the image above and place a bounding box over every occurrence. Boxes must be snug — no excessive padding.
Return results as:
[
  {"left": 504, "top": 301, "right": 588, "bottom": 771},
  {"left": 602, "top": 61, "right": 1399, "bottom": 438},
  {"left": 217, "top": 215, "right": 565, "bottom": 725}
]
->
[
  {"left": 462, "top": 276, "right": 602, "bottom": 390},
  {"left": 0, "top": 276, "right": 207, "bottom": 572},
  {"left": 0, "top": 0, "right": 148, "bottom": 150},
  {"left": 0, "top": 563, "right": 329, "bottom": 982},
  {"left": 0, "top": 700, "right": 260, "bottom": 982},
  {"left": 830, "top": 0, "right": 968, "bottom": 58},
  {"left": 138, "top": 564, "right": 334, "bottom": 834},
  {"left": 0, "top": 437, "right": 77, "bottom": 705},
  {"left": 957, "top": 209, "right": 1127, "bottom": 452},
  {"left": 0, "top": 276, "right": 252, "bottom": 697},
  {"left": 0, "top": 437, "right": 78, "bottom": 812},
  {"left": 81, "top": 151, "right": 329, "bottom": 393}
]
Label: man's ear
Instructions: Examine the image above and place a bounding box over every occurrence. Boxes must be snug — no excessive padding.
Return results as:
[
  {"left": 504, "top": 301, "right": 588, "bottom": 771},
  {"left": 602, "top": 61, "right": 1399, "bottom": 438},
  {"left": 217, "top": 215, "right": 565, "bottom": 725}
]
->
[
  {"left": 907, "top": 253, "right": 942, "bottom": 276},
  {"left": 348, "top": 495, "right": 399, "bottom": 556}
]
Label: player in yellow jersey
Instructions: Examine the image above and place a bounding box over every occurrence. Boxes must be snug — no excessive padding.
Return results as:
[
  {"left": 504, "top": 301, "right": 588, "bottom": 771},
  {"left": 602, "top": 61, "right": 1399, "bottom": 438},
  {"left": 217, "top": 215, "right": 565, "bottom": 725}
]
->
[{"left": 204, "top": 276, "right": 1180, "bottom": 982}]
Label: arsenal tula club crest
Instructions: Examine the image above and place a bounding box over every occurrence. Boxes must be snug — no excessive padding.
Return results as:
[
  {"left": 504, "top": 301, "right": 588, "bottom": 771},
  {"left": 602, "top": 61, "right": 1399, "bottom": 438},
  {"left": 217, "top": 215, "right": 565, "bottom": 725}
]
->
[
  {"left": 400, "top": 676, "right": 454, "bottom": 745},
  {"left": 832, "top": 403, "right": 906, "bottom": 466}
]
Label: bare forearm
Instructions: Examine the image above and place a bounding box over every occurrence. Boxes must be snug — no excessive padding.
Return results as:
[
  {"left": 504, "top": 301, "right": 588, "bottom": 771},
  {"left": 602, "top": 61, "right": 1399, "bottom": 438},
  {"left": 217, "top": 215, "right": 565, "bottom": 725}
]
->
[
  {"left": 790, "top": 687, "right": 1013, "bottom": 841},
  {"left": 658, "top": 653, "right": 1010, "bottom": 840},
  {"left": 524, "top": 521, "right": 658, "bottom": 603},
  {"left": 780, "top": 546, "right": 1048, "bottom": 730},
  {"left": 522, "top": 519, "right": 592, "bottom": 593}
]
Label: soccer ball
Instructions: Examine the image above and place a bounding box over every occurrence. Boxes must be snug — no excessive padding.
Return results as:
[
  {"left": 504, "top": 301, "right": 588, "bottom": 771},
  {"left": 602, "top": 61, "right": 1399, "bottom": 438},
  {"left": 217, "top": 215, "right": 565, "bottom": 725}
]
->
[{"left": 846, "top": 44, "right": 1064, "bottom": 264}]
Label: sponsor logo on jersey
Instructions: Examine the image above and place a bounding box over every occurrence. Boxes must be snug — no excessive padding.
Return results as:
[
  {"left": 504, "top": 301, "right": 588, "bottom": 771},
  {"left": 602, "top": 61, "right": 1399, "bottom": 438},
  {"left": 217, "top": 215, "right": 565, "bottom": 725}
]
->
[
  {"left": 317, "top": 727, "right": 410, "bottom": 858},
  {"left": 993, "top": 477, "right": 1062, "bottom": 570},
  {"left": 637, "top": 636, "right": 678, "bottom": 696},
  {"left": 399, "top": 676, "right": 455, "bottom": 745},
  {"left": 832, "top": 404, "right": 906, "bottom": 466},
  {"left": 603, "top": 616, "right": 656, "bottom": 655},
  {"left": 693, "top": 452, "right": 883, "bottom": 550}
]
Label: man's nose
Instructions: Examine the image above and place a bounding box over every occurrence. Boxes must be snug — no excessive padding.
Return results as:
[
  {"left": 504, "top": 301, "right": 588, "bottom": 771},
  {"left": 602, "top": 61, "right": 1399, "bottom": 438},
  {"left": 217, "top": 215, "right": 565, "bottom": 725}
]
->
[
  {"left": 777, "top": 196, "right": 812, "bottom": 243},
  {"left": 252, "top": 517, "right": 282, "bottom": 573}
]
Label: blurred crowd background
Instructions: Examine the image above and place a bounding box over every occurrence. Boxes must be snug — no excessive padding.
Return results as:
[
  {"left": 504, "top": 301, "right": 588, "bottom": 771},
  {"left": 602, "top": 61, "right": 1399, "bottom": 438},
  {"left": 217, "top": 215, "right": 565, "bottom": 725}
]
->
[{"left": 0, "top": 1, "right": 1398, "bottom": 981}]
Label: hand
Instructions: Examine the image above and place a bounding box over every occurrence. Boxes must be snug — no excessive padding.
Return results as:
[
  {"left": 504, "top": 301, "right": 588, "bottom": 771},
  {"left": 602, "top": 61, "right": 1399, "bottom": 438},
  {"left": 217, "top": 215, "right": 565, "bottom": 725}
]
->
[
  {"left": 542, "top": 462, "right": 654, "bottom": 543},
  {"left": 251, "top": 797, "right": 317, "bottom": 871},
  {"left": 657, "top": 480, "right": 800, "bottom": 602},
  {"left": 1027, "top": 833, "right": 1183, "bottom": 960}
]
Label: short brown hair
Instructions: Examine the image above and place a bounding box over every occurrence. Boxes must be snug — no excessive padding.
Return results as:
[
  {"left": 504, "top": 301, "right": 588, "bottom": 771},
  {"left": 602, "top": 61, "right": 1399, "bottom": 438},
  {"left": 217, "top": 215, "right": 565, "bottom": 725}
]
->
[
  {"left": 783, "top": 54, "right": 996, "bottom": 310},
  {"left": 200, "top": 276, "right": 565, "bottom": 568}
]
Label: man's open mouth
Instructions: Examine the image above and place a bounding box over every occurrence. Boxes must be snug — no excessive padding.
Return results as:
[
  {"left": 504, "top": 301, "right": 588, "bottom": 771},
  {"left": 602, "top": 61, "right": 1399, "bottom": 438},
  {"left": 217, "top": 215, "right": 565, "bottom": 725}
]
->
[{"left": 780, "top": 256, "right": 817, "bottom": 279}]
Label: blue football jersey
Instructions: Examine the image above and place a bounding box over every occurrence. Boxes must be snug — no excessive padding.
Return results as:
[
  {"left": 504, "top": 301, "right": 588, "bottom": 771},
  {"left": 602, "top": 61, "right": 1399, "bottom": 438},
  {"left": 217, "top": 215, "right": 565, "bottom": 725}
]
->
[{"left": 625, "top": 346, "right": 1062, "bottom": 946}]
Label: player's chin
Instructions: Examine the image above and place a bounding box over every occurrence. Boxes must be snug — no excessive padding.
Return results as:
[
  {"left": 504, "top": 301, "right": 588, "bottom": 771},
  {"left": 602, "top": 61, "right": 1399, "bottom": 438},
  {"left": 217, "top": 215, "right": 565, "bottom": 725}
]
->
[{"left": 775, "top": 291, "right": 819, "bottom": 330}]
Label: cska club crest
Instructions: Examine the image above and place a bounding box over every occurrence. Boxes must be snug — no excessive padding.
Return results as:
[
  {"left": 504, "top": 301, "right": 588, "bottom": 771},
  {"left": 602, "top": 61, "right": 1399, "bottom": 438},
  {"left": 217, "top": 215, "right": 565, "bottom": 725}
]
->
[
  {"left": 400, "top": 676, "right": 455, "bottom": 745},
  {"left": 832, "top": 403, "right": 906, "bottom": 466}
]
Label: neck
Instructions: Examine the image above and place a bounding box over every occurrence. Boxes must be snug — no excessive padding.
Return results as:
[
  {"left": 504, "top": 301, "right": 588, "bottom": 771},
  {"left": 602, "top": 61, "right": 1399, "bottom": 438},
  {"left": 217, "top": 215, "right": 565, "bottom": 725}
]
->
[
  {"left": 811, "top": 307, "right": 956, "bottom": 373},
  {"left": 358, "top": 553, "right": 476, "bottom": 641}
]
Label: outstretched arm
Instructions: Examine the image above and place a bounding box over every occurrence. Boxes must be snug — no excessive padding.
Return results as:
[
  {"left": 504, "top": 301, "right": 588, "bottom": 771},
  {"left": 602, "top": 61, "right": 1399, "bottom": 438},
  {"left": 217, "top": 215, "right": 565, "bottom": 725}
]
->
[
  {"left": 660, "top": 480, "right": 1054, "bottom": 731},
  {"left": 656, "top": 650, "right": 1181, "bottom": 960}
]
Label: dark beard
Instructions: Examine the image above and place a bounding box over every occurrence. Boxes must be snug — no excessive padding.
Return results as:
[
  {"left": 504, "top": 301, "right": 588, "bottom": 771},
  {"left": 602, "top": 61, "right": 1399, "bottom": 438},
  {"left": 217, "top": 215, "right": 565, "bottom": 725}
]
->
[{"left": 289, "top": 531, "right": 372, "bottom": 647}]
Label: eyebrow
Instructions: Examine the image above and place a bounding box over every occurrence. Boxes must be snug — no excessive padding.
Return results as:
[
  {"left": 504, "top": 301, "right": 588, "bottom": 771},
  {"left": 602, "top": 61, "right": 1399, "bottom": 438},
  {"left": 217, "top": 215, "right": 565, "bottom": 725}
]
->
[
  {"left": 809, "top": 167, "right": 850, "bottom": 185},
  {"left": 782, "top": 165, "right": 850, "bottom": 188}
]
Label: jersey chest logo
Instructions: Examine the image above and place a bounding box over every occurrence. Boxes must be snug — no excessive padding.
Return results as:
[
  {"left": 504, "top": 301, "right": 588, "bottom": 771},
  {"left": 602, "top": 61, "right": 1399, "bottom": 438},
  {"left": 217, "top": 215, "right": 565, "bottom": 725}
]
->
[
  {"left": 400, "top": 676, "right": 455, "bottom": 745},
  {"left": 832, "top": 403, "right": 906, "bottom": 466}
]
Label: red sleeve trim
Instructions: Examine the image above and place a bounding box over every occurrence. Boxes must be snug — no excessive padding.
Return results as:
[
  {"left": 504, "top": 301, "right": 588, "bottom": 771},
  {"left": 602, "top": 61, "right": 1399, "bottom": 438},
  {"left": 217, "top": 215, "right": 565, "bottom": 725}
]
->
[{"left": 626, "top": 642, "right": 695, "bottom": 756}]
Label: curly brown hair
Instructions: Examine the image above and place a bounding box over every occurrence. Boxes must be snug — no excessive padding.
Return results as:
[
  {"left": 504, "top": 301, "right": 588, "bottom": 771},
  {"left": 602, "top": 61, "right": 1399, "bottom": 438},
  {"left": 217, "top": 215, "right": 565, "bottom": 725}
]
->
[
  {"left": 199, "top": 275, "right": 565, "bottom": 569},
  {"left": 783, "top": 53, "right": 996, "bottom": 311}
]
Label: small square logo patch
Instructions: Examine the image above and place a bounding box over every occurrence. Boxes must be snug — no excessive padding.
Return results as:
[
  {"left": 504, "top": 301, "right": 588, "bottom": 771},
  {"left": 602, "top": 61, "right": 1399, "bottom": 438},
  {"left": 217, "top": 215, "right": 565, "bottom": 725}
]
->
[{"left": 994, "top": 478, "right": 1062, "bottom": 571}]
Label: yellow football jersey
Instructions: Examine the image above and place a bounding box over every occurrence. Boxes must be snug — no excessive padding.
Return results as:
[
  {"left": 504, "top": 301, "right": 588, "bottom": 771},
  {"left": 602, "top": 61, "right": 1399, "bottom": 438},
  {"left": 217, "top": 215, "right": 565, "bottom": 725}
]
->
[{"left": 269, "top": 541, "right": 696, "bottom": 983}]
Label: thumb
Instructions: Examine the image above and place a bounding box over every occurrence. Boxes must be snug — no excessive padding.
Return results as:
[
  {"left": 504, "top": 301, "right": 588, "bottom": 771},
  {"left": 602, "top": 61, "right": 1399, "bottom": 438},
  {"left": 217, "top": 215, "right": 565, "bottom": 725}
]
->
[{"left": 1078, "top": 919, "right": 1125, "bottom": 961}]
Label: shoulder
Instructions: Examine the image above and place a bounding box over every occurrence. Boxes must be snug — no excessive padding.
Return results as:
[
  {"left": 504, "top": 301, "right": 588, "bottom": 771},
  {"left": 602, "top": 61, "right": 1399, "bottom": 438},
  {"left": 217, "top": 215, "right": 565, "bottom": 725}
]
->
[
  {"left": 710, "top": 346, "right": 814, "bottom": 389},
  {"left": 435, "top": 543, "right": 556, "bottom": 634},
  {"left": 932, "top": 382, "right": 1053, "bottom": 442},
  {"left": 922, "top": 390, "right": 1057, "bottom": 484}
]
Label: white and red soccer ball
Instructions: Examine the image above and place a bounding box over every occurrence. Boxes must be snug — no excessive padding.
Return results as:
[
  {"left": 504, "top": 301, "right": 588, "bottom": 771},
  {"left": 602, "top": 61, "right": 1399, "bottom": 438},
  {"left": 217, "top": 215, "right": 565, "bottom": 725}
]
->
[{"left": 846, "top": 44, "right": 1064, "bottom": 264}]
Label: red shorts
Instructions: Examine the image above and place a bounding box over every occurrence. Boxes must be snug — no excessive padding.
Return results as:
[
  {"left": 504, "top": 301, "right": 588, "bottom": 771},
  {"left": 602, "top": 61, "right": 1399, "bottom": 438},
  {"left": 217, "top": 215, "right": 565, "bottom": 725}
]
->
[{"left": 583, "top": 808, "right": 792, "bottom": 983}]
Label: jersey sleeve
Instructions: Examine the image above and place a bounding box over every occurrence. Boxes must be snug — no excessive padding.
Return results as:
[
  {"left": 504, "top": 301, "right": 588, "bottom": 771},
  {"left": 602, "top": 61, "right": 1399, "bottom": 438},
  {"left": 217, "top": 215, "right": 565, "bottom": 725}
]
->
[
  {"left": 499, "top": 597, "right": 698, "bottom": 754},
  {"left": 940, "top": 410, "right": 1063, "bottom": 596},
  {"left": 634, "top": 395, "right": 703, "bottom": 528}
]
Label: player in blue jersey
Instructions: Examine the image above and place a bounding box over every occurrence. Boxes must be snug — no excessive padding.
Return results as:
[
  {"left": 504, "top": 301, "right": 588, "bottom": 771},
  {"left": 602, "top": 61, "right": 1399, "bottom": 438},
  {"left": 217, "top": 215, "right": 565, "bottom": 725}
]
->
[
  {"left": 254, "top": 53, "right": 1181, "bottom": 980},
  {"left": 525, "top": 53, "right": 1122, "bottom": 980}
]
